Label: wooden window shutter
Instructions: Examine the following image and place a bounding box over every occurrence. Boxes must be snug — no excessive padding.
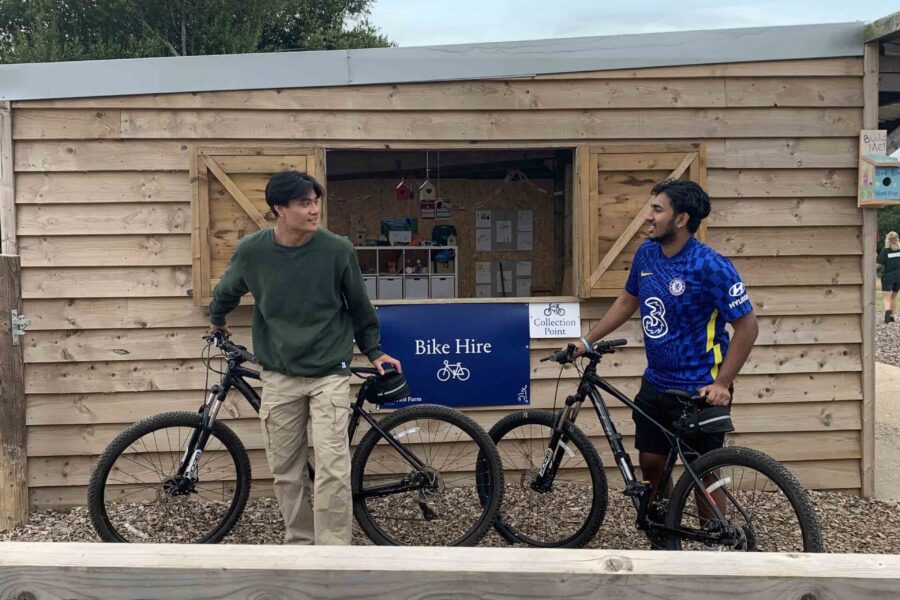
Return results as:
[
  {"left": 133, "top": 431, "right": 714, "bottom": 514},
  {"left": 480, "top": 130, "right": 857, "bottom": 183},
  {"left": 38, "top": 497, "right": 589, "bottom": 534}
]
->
[
  {"left": 190, "top": 146, "right": 326, "bottom": 306},
  {"left": 574, "top": 143, "right": 707, "bottom": 298}
]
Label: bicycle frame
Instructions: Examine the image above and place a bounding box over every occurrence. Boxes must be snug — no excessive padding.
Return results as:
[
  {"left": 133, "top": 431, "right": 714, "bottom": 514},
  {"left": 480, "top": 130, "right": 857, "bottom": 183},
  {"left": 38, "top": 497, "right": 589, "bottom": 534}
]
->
[
  {"left": 179, "top": 355, "right": 434, "bottom": 502},
  {"left": 540, "top": 355, "right": 743, "bottom": 546}
]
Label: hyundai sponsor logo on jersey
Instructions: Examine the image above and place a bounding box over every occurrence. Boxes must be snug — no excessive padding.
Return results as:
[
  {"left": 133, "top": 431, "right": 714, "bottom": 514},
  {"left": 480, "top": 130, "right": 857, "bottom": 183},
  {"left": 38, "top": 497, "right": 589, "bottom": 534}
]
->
[
  {"left": 376, "top": 303, "right": 531, "bottom": 407},
  {"left": 728, "top": 281, "right": 750, "bottom": 309}
]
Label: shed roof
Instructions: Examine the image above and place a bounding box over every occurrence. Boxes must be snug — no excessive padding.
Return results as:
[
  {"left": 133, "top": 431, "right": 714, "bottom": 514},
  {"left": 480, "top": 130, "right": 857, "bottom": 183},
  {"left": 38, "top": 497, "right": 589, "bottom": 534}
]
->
[{"left": 0, "top": 21, "right": 864, "bottom": 102}]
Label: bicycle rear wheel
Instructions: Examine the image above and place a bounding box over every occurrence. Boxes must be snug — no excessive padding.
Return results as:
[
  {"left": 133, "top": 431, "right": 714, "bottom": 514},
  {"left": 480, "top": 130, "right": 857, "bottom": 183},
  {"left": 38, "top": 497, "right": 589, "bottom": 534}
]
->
[
  {"left": 489, "top": 410, "right": 608, "bottom": 548},
  {"left": 351, "top": 404, "right": 503, "bottom": 546},
  {"left": 87, "top": 411, "right": 251, "bottom": 543},
  {"left": 665, "top": 446, "right": 824, "bottom": 552}
]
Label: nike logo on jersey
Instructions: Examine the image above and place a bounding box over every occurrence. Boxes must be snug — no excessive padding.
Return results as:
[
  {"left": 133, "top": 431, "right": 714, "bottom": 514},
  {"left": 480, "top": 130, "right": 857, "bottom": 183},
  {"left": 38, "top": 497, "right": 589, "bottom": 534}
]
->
[{"left": 641, "top": 271, "right": 653, "bottom": 277}]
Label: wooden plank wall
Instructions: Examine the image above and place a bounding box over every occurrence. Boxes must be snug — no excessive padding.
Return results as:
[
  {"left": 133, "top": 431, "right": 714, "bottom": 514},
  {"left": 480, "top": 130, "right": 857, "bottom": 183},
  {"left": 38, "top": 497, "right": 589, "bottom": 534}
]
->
[{"left": 10, "top": 57, "right": 867, "bottom": 506}]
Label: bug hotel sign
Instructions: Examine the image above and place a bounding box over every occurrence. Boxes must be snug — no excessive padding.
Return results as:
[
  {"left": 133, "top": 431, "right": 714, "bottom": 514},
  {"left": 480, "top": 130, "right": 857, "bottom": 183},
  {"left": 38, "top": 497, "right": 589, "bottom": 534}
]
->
[{"left": 528, "top": 302, "right": 582, "bottom": 338}]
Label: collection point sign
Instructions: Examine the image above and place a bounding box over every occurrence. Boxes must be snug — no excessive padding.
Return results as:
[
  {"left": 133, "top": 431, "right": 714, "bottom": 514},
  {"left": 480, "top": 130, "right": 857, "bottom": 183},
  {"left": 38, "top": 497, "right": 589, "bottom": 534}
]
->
[{"left": 528, "top": 302, "right": 582, "bottom": 338}]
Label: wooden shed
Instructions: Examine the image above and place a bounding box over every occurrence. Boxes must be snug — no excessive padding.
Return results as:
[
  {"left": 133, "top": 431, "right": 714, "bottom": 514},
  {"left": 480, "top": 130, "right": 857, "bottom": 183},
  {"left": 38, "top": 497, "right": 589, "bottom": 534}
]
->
[{"left": 1, "top": 16, "right": 896, "bottom": 527}]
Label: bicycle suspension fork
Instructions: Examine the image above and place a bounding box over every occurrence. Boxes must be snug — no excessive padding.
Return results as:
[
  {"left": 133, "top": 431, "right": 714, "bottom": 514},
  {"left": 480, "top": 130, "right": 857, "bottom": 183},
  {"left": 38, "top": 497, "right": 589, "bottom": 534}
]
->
[
  {"left": 177, "top": 379, "right": 230, "bottom": 479},
  {"left": 534, "top": 393, "right": 583, "bottom": 489}
]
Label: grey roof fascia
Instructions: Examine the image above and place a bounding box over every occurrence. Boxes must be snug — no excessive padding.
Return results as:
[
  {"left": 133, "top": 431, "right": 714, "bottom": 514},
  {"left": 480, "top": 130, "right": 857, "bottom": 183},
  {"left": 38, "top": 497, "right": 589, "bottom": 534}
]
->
[
  {"left": 0, "top": 48, "right": 350, "bottom": 102},
  {"left": 0, "top": 21, "right": 864, "bottom": 102},
  {"left": 349, "top": 22, "right": 864, "bottom": 84}
]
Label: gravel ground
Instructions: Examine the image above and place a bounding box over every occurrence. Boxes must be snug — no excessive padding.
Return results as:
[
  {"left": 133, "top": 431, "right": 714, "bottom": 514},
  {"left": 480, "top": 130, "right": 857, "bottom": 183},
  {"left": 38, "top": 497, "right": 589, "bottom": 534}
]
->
[
  {"left": 3, "top": 313, "right": 900, "bottom": 552},
  {"left": 876, "top": 314, "right": 900, "bottom": 368},
  {"left": 1, "top": 490, "right": 898, "bottom": 553}
]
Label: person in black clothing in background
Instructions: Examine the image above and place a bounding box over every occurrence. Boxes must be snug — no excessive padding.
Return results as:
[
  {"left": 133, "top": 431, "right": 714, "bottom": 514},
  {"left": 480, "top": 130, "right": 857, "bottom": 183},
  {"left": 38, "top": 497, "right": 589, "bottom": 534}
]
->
[{"left": 877, "top": 231, "right": 900, "bottom": 324}]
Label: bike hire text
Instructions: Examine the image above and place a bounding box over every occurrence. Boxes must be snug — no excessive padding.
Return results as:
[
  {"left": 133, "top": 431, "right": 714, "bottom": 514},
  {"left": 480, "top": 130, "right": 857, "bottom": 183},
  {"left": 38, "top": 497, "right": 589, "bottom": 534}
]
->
[{"left": 415, "top": 338, "right": 493, "bottom": 355}]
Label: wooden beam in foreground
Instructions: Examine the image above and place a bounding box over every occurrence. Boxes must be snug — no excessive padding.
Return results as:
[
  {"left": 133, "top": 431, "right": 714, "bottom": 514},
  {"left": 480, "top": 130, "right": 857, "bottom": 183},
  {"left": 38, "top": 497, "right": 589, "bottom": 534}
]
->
[{"left": 2, "top": 543, "right": 900, "bottom": 599}]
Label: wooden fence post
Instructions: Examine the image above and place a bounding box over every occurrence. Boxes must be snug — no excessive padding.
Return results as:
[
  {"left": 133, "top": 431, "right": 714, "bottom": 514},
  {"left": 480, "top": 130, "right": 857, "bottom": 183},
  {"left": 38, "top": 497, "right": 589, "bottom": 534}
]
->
[
  {"left": 860, "top": 41, "right": 879, "bottom": 497},
  {"left": 0, "top": 255, "right": 27, "bottom": 530}
]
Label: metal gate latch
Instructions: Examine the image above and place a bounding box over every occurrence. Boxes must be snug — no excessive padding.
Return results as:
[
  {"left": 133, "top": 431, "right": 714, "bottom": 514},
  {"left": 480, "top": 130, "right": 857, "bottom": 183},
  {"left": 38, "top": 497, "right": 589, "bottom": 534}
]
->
[{"left": 11, "top": 310, "right": 31, "bottom": 345}]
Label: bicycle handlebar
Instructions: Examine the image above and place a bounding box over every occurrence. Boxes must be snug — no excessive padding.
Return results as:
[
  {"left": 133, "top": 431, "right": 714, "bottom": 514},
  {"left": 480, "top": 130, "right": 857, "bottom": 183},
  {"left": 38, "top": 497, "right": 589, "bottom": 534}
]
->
[
  {"left": 204, "top": 331, "right": 258, "bottom": 364},
  {"left": 541, "top": 338, "right": 628, "bottom": 364}
]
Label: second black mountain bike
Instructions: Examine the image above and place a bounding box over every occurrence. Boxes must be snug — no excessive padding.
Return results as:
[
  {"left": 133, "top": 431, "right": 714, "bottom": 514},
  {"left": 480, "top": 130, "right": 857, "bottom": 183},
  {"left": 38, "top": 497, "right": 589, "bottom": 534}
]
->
[{"left": 486, "top": 339, "right": 823, "bottom": 552}]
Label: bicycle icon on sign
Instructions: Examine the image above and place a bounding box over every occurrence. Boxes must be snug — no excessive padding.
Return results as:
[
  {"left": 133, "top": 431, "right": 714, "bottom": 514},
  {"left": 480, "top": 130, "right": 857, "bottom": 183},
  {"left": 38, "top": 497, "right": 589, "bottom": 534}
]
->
[
  {"left": 543, "top": 303, "right": 566, "bottom": 317},
  {"left": 437, "top": 360, "right": 471, "bottom": 382}
]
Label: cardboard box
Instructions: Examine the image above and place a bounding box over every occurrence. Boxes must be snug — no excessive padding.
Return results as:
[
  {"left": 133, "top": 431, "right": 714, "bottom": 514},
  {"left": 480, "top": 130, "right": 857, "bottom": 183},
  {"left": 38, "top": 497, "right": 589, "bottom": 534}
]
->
[{"left": 434, "top": 260, "right": 455, "bottom": 274}]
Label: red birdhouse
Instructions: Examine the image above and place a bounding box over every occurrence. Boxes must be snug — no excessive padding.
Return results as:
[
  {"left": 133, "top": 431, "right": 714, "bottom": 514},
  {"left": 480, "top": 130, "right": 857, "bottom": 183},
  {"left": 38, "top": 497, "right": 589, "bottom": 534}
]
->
[{"left": 395, "top": 180, "right": 415, "bottom": 201}]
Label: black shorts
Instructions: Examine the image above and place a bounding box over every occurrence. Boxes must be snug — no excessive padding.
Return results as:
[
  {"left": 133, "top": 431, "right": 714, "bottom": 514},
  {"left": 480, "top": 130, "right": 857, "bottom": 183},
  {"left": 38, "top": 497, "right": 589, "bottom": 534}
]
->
[
  {"left": 632, "top": 378, "right": 730, "bottom": 457},
  {"left": 883, "top": 274, "right": 900, "bottom": 293}
]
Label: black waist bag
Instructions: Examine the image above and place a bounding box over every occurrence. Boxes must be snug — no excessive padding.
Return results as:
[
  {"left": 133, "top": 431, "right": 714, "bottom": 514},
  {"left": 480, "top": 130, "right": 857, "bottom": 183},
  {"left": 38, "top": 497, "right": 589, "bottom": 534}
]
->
[{"left": 685, "top": 405, "right": 735, "bottom": 434}]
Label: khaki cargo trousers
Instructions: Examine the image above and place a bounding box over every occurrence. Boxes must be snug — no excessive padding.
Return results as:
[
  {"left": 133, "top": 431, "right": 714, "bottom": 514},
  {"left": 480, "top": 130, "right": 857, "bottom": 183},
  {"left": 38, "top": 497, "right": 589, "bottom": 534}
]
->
[{"left": 259, "top": 369, "right": 353, "bottom": 545}]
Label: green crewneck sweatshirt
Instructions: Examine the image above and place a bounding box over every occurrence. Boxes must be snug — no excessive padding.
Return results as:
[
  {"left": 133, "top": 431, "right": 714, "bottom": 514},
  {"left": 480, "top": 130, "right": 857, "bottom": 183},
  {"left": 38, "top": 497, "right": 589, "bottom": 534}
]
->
[{"left": 209, "top": 228, "right": 384, "bottom": 377}]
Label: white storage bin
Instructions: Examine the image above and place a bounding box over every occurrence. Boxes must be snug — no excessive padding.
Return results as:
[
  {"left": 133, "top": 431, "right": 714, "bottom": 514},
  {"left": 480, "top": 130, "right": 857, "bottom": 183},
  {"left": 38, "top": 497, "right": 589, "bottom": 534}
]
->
[
  {"left": 377, "top": 276, "right": 403, "bottom": 300},
  {"left": 405, "top": 276, "right": 429, "bottom": 299},
  {"left": 363, "top": 276, "right": 377, "bottom": 300},
  {"left": 431, "top": 276, "right": 455, "bottom": 299}
]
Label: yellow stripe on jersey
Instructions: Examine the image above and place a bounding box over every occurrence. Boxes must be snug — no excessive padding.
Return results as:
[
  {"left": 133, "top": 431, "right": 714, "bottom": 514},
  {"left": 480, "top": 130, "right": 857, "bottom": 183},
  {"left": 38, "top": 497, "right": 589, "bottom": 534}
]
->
[{"left": 705, "top": 309, "right": 723, "bottom": 381}]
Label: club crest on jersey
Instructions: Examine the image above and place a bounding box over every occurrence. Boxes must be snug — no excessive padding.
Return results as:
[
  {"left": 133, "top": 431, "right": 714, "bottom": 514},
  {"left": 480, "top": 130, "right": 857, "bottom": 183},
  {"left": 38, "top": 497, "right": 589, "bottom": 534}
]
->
[{"left": 668, "top": 278, "right": 685, "bottom": 296}]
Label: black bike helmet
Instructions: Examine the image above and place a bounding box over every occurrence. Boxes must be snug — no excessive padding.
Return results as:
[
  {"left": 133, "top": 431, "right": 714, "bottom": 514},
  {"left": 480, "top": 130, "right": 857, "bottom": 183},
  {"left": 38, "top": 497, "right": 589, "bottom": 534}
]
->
[{"left": 365, "top": 371, "right": 411, "bottom": 404}]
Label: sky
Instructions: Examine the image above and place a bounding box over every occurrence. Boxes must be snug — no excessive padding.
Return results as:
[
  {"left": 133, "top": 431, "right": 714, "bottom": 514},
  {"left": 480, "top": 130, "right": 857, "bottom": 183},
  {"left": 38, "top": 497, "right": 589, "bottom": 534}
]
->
[{"left": 367, "top": 0, "right": 898, "bottom": 47}]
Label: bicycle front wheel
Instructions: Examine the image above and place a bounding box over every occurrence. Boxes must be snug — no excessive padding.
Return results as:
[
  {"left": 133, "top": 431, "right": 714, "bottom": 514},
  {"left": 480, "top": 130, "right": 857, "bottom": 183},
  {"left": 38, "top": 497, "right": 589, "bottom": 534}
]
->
[
  {"left": 351, "top": 404, "right": 503, "bottom": 546},
  {"left": 665, "top": 446, "right": 824, "bottom": 552},
  {"left": 87, "top": 411, "right": 252, "bottom": 543},
  {"left": 489, "top": 410, "right": 608, "bottom": 548}
]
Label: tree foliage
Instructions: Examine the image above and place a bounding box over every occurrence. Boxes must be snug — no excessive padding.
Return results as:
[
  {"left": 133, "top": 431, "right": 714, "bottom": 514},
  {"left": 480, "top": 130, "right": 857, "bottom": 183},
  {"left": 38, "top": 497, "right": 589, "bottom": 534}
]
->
[{"left": 0, "top": 0, "right": 391, "bottom": 63}]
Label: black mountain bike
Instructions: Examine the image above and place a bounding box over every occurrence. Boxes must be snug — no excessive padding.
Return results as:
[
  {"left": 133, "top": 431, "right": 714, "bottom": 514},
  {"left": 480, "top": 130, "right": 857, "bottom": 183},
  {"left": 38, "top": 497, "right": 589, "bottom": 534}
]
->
[
  {"left": 87, "top": 332, "right": 503, "bottom": 546},
  {"left": 487, "top": 339, "right": 824, "bottom": 551}
]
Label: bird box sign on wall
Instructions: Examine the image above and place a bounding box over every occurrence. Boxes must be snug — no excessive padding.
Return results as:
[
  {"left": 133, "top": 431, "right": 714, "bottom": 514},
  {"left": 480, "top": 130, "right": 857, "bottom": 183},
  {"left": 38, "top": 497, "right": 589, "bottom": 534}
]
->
[
  {"left": 419, "top": 179, "right": 437, "bottom": 219},
  {"left": 859, "top": 129, "right": 900, "bottom": 207}
]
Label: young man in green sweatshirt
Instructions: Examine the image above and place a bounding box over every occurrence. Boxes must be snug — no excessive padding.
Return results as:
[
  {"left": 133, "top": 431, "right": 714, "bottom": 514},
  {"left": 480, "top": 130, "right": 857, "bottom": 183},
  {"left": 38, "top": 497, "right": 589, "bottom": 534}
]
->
[{"left": 208, "top": 170, "right": 402, "bottom": 545}]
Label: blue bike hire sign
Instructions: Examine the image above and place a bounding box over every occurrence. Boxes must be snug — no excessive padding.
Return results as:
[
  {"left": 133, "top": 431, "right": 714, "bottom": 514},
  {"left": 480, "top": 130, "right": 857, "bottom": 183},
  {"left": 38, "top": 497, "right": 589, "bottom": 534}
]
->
[{"left": 375, "top": 303, "right": 530, "bottom": 408}]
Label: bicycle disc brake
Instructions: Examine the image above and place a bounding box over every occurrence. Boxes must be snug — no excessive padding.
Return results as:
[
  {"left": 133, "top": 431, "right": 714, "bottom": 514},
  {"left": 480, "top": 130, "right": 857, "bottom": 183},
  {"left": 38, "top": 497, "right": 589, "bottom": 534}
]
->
[{"left": 414, "top": 467, "right": 443, "bottom": 521}]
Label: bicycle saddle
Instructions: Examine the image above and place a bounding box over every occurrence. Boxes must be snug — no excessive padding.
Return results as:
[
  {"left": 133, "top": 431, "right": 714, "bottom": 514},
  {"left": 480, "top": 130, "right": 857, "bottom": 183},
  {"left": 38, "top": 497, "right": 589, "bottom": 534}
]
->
[{"left": 665, "top": 389, "right": 707, "bottom": 405}]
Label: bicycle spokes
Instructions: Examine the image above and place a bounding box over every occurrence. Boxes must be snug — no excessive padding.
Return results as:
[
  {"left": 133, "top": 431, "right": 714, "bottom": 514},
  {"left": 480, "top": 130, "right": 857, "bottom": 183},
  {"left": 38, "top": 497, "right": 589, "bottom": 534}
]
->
[
  {"left": 675, "top": 465, "right": 801, "bottom": 551},
  {"left": 354, "top": 412, "right": 496, "bottom": 546},
  {"left": 93, "top": 415, "right": 247, "bottom": 543},
  {"left": 490, "top": 411, "right": 608, "bottom": 548}
]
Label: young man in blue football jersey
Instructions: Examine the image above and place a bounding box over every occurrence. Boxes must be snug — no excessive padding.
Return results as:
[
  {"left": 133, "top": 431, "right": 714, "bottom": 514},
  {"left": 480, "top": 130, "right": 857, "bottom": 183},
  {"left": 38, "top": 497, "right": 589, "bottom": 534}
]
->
[{"left": 575, "top": 179, "right": 759, "bottom": 498}]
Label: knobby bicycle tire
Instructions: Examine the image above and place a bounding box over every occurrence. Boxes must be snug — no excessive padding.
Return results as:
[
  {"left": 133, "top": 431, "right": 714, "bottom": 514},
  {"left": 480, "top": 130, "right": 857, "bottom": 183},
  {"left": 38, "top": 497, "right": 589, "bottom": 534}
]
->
[
  {"left": 664, "top": 446, "right": 824, "bottom": 552},
  {"left": 489, "top": 410, "right": 608, "bottom": 548},
  {"left": 351, "top": 404, "right": 503, "bottom": 546},
  {"left": 87, "top": 411, "right": 252, "bottom": 544}
]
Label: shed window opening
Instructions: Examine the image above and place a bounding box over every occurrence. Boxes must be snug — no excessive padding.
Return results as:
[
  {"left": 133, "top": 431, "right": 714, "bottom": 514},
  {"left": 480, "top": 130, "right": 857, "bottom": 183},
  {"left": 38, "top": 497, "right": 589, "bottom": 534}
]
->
[{"left": 326, "top": 149, "right": 575, "bottom": 302}]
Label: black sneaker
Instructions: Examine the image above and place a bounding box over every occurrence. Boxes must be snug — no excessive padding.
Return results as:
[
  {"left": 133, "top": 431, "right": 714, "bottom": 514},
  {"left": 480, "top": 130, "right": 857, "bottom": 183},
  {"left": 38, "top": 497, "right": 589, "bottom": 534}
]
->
[{"left": 887, "top": 310, "right": 894, "bottom": 324}]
